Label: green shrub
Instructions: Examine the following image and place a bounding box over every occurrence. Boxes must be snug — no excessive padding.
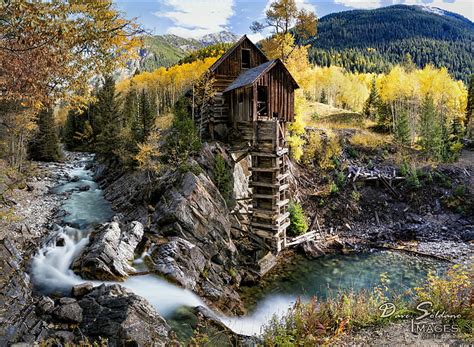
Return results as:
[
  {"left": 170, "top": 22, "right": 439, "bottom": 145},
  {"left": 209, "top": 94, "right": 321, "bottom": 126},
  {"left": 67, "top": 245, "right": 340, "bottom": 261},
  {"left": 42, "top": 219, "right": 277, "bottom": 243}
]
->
[
  {"left": 213, "top": 154, "right": 233, "bottom": 207},
  {"left": 311, "top": 112, "right": 320, "bottom": 121},
  {"left": 351, "top": 190, "right": 361, "bottom": 202},
  {"left": 288, "top": 201, "right": 308, "bottom": 237},
  {"left": 163, "top": 99, "right": 202, "bottom": 167},
  {"left": 453, "top": 184, "right": 467, "bottom": 197},
  {"left": 400, "top": 161, "right": 421, "bottom": 189},
  {"left": 329, "top": 181, "right": 339, "bottom": 195},
  {"left": 335, "top": 170, "right": 346, "bottom": 188}
]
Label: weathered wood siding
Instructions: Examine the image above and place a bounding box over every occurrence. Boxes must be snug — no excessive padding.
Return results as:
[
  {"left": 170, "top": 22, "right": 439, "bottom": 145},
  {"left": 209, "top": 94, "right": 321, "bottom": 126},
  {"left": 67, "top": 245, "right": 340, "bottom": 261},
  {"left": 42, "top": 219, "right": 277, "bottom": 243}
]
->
[
  {"left": 227, "top": 65, "right": 295, "bottom": 125},
  {"left": 213, "top": 38, "right": 268, "bottom": 83},
  {"left": 254, "top": 64, "right": 295, "bottom": 123},
  {"left": 209, "top": 37, "right": 267, "bottom": 129},
  {"left": 228, "top": 87, "right": 253, "bottom": 125}
]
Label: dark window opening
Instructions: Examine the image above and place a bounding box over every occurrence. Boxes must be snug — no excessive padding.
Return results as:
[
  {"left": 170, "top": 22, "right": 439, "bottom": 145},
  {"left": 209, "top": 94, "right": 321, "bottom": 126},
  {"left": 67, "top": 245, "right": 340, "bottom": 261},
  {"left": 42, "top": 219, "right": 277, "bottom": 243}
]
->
[
  {"left": 238, "top": 90, "right": 244, "bottom": 103},
  {"left": 257, "top": 86, "right": 268, "bottom": 117},
  {"left": 241, "top": 49, "right": 250, "bottom": 68}
]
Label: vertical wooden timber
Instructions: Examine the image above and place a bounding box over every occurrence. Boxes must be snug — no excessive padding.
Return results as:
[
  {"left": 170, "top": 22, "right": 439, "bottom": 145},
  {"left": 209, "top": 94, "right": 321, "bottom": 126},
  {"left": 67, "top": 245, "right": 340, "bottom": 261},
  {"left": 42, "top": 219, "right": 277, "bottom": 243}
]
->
[{"left": 249, "top": 119, "right": 290, "bottom": 253}]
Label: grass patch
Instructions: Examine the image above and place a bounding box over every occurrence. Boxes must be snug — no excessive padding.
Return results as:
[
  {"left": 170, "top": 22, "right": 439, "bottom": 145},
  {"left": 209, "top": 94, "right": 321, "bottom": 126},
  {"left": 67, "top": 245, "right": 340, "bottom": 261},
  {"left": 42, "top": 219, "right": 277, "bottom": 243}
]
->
[
  {"left": 349, "top": 132, "right": 390, "bottom": 149},
  {"left": 262, "top": 265, "right": 472, "bottom": 345}
]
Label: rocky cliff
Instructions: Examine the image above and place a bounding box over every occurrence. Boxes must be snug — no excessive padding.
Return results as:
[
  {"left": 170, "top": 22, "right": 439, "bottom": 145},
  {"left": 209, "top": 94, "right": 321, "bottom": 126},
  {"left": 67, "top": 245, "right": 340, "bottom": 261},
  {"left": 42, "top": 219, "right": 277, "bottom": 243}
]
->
[{"left": 96, "top": 142, "right": 261, "bottom": 314}]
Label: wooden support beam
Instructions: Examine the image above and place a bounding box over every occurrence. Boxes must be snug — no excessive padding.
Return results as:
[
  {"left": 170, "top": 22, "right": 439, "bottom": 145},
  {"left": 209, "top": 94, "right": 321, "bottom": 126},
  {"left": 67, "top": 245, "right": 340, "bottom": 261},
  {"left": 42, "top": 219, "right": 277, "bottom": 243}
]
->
[{"left": 249, "top": 167, "right": 280, "bottom": 172}]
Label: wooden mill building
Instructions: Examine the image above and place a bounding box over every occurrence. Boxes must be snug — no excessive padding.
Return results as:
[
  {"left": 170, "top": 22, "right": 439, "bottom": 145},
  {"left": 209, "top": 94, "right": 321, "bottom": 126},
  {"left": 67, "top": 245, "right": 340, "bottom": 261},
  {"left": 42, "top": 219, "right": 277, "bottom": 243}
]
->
[{"left": 203, "top": 35, "right": 299, "bottom": 253}]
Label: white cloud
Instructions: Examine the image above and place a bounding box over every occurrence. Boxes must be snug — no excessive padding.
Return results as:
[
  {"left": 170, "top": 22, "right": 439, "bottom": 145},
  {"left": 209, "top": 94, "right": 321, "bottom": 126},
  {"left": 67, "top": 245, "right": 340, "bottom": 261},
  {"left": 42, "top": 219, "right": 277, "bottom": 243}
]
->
[
  {"left": 154, "top": 0, "right": 235, "bottom": 38},
  {"left": 399, "top": 0, "right": 474, "bottom": 21},
  {"left": 263, "top": 0, "right": 317, "bottom": 14},
  {"left": 296, "top": 0, "right": 317, "bottom": 13},
  {"left": 247, "top": 32, "right": 265, "bottom": 43},
  {"left": 334, "top": 0, "right": 383, "bottom": 9}
]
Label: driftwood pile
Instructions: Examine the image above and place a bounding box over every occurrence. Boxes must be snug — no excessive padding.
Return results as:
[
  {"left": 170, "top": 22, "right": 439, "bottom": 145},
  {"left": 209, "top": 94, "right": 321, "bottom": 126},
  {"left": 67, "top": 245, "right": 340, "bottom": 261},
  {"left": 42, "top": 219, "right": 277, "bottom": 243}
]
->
[
  {"left": 347, "top": 165, "right": 405, "bottom": 198},
  {"left": 347, "top": 165, "right": 404, "bottom": 182}
]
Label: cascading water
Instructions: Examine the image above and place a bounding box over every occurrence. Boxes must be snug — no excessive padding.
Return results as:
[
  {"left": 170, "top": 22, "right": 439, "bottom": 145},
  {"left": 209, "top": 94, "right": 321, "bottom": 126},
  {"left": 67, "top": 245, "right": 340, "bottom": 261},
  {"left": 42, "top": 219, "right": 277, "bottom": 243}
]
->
[
  {"left": 30, "top": 154, "right": 206, "bottom": 318},
  {"left": 30, "top": 153, "right": 447, "bottom": 338}
]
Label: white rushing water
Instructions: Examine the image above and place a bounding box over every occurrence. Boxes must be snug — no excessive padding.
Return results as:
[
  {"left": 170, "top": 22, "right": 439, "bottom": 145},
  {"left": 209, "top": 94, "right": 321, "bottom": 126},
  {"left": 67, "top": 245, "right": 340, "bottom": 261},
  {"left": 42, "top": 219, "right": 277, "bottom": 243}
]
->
[
  {"left": 31, "top": 155, "right": 445, "bottom": 339},
  {"left": 30, "top": 154, "right": 291, "bottom": 337}
]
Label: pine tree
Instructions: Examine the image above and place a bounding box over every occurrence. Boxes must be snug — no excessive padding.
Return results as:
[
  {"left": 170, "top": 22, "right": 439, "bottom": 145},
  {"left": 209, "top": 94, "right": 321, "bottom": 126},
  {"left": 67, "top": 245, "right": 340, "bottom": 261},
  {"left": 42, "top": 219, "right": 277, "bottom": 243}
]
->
[
  {"left": 320, "top": 89, "right": 328, "bottom": 104},
  {"left": 94, "top": 75, "right": 121, "bottom": 156},
  {"left": 214, "top": 154, "right": 233, "bottom": 207},
  {"left": 122, "top": 83, "right": 139, "bottom": 130},
  {"left": 418, "top": 95, "right": 439, "bottom": 158},
  {"left": 63, "top": 109, "right": 80, "bottom": 149},
  {"left": 31, "top": 108, "right": 61, "bottom": 161},
  {"left": 131, "top": 89, "right": 155, "bottom": 143},
  {"left": 448, "top": 116, "right": 464, "bottom": 160},
  {"left": 363, "top": 78, "right": 380, "bottom": 119},
  {"left": 439, "top": 112, "right": 450, "bottom": 162},
  {"left": 163, "top": 98, "right": 202, "bottom": 167},
  {"left": 466, "top": 74, "right": 474, "bottom": 139},
  {"left": 194, "top": 71, "right": 216, "bottom": 139},
  {"left": 402, "top": 53, "right": 416, "bottom": 72},
  {"left": 394, "top": 109, "right": 411, "bottom": 147},
  {"left": 140, "top": 89, "right": 155, "bottom": 142}
]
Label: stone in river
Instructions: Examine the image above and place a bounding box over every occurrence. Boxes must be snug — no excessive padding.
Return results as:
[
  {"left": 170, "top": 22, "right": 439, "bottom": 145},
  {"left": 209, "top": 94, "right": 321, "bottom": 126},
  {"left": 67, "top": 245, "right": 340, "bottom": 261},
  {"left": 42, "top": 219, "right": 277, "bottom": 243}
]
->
[{"left": 71, "top": 219, "right": 143, "bottom": 281}]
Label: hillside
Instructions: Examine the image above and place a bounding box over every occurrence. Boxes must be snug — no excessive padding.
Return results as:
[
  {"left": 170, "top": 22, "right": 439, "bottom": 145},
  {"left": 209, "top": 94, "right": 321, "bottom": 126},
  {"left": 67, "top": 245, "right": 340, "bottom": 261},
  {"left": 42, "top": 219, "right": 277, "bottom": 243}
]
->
[
  {"left": 139, "top": 31, "right": 238, "bottom": 71},
  {"left": 309, "top": 5, "right": 474, "bottom": 82},
  {"left": 139, "top": 35, "right": 201, "bottom": 71}
]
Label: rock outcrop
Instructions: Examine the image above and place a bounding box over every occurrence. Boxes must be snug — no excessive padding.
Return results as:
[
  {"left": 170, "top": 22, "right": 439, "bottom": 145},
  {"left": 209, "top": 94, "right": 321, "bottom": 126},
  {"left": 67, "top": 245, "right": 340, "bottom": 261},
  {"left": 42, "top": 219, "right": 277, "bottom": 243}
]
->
[
  {"left": 99, "top": 143, "right": 254, "bottom": 314},
  {"left": 0, "top": 238, "right": 48, "bottom": 344},
  {"left": 71, "top": 218, "right": 143, "bottom": 281},
  {"left": 76, "top": 284, "right": 170, "bottom": 346},
  {"left": 148, "top": 237, "right": 207, "bottom": 290},
  {"left": 33, "top": 284, "right": 170, "bottom": 346}
]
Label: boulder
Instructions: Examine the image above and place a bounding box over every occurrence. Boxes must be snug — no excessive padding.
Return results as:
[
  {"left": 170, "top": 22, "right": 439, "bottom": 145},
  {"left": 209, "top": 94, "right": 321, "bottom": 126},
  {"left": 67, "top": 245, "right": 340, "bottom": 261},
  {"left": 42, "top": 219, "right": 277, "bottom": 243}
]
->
[
  {"left": 53, "top": 299, "right": 83, "bottom": 323},
  {"left": 37, "top": 296, "right": 55, "bottom": 314},
  {"left": 70, "top": 176, "right": 80, "bottom": 182},
  {"left": 71, "top": 282, "right": 94, "bottom": 297},
  {"left": 71, "top": 219, "right": 143, "bottom": 281},
  {"left": 148, "top": 237, "right": 206, "bottom": 290},
  {"left": 78, "top": 185, "right": 90, "bottom": 192},
  {"left": 77, "top": 284, "right": 170, "bottom": 346}
]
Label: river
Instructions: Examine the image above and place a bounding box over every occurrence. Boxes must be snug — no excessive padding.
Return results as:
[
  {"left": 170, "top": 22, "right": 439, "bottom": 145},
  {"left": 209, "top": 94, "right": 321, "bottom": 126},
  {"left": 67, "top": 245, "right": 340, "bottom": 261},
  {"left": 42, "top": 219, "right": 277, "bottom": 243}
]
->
[{"left": 29, "top": 153, "right": 447, "bottom": 338}]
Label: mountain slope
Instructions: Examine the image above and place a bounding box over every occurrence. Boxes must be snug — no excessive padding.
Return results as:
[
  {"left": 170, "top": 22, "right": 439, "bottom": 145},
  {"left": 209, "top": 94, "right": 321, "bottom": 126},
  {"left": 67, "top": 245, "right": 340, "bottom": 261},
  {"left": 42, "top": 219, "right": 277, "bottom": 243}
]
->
[
  {"left": 140, "top": 35, "right": 202, "bottom": 71},
  {"left": 309, "top": 5, "right": 473, "bottom": 82},
  {"left": 139, "top": 31, "right": 238, "bottom": 72}
]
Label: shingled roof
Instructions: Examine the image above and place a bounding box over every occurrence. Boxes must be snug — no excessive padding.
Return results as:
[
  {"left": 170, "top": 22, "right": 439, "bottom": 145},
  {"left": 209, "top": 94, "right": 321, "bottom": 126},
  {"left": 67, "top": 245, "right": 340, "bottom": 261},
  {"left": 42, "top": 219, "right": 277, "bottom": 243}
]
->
[{"left": 223, "top": 59, "right": 299, "bottom": 93}]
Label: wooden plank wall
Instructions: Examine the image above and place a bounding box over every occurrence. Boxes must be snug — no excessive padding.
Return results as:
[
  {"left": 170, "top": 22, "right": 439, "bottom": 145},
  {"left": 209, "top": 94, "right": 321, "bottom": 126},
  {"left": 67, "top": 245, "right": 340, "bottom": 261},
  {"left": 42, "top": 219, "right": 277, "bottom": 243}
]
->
[
  {"left": 213, "top": 39, "right": 267, "bottom": 78},
  {"left": 255, "top": 64, "right": 295, "bottom": 123}
]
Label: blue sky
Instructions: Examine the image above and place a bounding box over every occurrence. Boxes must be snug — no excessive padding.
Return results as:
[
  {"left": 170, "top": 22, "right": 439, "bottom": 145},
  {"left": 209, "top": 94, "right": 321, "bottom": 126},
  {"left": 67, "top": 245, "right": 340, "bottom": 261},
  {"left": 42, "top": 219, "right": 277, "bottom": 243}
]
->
[{"left": 114, "top": 0, "right": 473, "bottom": 38}]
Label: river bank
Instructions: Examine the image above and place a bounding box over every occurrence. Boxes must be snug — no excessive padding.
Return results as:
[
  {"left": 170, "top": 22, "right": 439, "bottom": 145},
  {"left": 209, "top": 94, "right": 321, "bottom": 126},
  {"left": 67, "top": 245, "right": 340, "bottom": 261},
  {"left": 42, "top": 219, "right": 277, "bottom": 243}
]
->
[
  {"left": 1, "top": 149, "right": 472, "bottom": 345},
  {"left": 0, "top": 152, "right": 94, "bottom": 343}
]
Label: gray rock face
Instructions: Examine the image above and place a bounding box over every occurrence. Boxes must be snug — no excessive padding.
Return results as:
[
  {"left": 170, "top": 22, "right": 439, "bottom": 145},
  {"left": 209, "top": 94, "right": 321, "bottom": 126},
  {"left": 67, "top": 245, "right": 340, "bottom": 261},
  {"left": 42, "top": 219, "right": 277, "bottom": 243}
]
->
[
  {"left": 71, "top": 219, "right": 143, "bottom": 281},
  {"left": 53, "top": 299, "right": 83, "bottom": 323},
  {"left": 149, "top": 237, "right": 207, "bottom": 290},
  {"left": 71, "top": 282, "right": 94, "bottom": 297},
  {"left": 0, "top": 238, "right": 48, "bottom": 345},
  {"left": 77, "top": 284, "right": 170, "bottom": 346}
]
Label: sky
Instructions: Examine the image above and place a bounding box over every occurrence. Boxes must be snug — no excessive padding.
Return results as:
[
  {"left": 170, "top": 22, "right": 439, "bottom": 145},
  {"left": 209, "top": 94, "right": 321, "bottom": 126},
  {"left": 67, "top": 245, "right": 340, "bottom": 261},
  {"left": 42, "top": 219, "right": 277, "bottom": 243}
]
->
[{"left": 113, "top": 0, "right": 473, "bottom": 39}]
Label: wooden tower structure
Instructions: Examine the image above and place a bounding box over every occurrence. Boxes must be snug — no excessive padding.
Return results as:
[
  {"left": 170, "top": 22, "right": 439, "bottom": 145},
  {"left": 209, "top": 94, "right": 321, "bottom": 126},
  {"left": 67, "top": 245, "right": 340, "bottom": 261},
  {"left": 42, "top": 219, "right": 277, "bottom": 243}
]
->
[{"left": 204, "top": 36, "right": 299, "bottom": 253}]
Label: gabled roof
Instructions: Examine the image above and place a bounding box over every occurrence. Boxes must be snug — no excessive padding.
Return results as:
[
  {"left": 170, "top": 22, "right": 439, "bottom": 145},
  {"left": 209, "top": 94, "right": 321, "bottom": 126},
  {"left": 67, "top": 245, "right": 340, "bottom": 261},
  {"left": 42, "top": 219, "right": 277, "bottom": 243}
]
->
[
  {"left": 223, "top": 59, "right": 299, "bottom": 93},
  {"left": 208, "top": 35, "right": 268, "bottom": 73}
]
